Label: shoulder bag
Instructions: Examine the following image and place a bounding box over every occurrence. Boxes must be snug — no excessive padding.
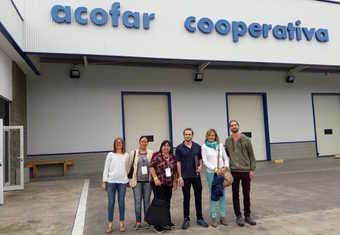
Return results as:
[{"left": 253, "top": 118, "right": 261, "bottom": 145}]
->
[
  {"left": 127, "top": 150, "right": 136, "bottom": 179},
  {"left": 217, "top": 144, "right": 233, "bottom": 188}
]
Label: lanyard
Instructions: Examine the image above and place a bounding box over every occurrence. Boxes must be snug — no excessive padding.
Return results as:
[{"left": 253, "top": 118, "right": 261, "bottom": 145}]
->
[{"left": 141, "top": 156, "right": 147, "bottom": 166}]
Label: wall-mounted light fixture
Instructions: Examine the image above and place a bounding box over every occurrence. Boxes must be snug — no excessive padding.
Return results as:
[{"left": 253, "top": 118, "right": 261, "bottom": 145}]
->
[
  {"left": 194, "top": 62, "right": 210, "bottom": 82},
  {"left": 70, "top": 65, "right": 81, "bottom": 79},
  {"left": 286, "top": 65, "right": 309, "bottom": 84},
  {"left": 286, "top": 75, "right": 295, "bottom": 83}
]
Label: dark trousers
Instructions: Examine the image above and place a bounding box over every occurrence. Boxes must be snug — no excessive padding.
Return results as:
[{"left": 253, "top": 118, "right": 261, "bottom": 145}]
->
[
  {"left": 151, "top": 183, "right": 173, "bottom": 224},
  {"left": 182, "top": 177, "right": 203, "bottom": 220},
  {"left": 231, "top": 171, "right": 251, "bottom": 217}
]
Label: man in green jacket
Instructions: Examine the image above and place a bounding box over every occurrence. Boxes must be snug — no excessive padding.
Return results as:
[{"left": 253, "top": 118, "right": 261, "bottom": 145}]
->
[{"left": 225, "top": 120, "right": 256, "bottom": 227}]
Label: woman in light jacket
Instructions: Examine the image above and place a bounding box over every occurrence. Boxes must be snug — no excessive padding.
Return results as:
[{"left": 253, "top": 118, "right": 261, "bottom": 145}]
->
[
  {"left": 202, "top": 129, "right": 230, "bottom": 228},
  {"left": 102, "top": 137, "right": 129, "bottom": 233},
  {"left": 128, "top": 136, "right": 153, "bottom": 230}
]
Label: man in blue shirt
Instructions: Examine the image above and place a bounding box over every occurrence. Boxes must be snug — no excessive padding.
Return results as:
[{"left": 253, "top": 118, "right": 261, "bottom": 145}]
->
[{"left": 176, "top": 128, "right": 209, "bottom": 229}]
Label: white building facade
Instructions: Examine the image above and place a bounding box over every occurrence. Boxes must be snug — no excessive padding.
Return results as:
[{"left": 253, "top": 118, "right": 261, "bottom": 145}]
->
[{"left": 1, "top": 0, "right": 340, "bottom": 175}]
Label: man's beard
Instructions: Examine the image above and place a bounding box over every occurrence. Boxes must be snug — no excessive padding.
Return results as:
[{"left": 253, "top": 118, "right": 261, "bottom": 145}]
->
[{"left": 231, "top": 128, "right": 239, "bottom": 134}]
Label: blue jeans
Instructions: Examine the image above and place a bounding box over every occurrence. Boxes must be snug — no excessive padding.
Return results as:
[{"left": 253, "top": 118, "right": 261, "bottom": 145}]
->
[
  {"left": 207, "top": 172, "right": 226, "bottom": 218},
  {"left": 133, "top": 182, "right": 151, "bottom": 223},
  {"left": 107, "top": 183, "right": 127, "bottom": 222}
]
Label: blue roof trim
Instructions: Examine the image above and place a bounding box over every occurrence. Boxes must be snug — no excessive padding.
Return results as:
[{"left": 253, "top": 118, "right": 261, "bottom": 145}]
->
[
  {"left": 316, "top": 0, "right": 340, "bottom": 4},
  {"left": 10, "top": 0, "right": 24, "bottom": 22},
  {"left": 0, "top": 21, "right": 40, "bottom": 75}
]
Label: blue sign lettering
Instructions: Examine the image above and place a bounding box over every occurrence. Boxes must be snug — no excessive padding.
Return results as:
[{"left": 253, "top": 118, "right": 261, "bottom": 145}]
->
[
  {"left": 232, "top": 21, "right": 247, "bottom": 42},
  {"left": 51, "top": 5, "right": 71, "bottom": 24},
  {"left": 51, "top": 2, "right": 155, "bottom": 30},
  {"left": 315, "top": 29, "right": 329, "bottom": 42},
  {"left": 75, "top": 7, "right": 88, "bottom": 25},
  {"left": 248, "top": 23, "right": 262, "bottom": 38},
  {"left": 215, "top": 19, "right": 231, "bottom": 36},
  {"left": 198, "top": 18, "right": 214, "bottom": 34},
  {"left": 122, "top": 11, "right": 140, "bottom": 29},
  {"left": 184, "top": 16, "right": 196, "bottom": 33},
  {"left": 51, "top": 3, "right": 329, "bottom": 43},
  {"left": 90, "top": 8, "right": 108, "bottom": 26},
  {"left": 184, "top": 17, "right": 329, "bottom": 43},
  {"left": 110, "top": 2, "right": 120, "bottom": 27}
]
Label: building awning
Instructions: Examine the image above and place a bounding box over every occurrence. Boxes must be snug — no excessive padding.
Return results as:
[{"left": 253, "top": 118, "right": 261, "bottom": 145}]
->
[{"left": 31, "top": 52, "right": 340, "bottom": 74}]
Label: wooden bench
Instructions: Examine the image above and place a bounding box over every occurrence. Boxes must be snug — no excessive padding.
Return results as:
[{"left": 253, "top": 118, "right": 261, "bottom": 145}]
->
[{"left": 25, "top": 160, "right": 74, "bottom": 178}]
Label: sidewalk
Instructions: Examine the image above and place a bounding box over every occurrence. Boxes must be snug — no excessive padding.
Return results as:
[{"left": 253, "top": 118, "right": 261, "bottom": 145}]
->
[
  {"left": 1, "top": 157, "right": 340, "bottom": 235},
  {"left": 85, "top": 157, "right": 340, "bottom": 234},
  {"left": 0, "top": 179, "right": 84, "bottom": 235}
]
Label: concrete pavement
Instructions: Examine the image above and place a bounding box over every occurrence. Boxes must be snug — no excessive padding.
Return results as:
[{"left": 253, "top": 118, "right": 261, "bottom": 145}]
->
[
  {"left": 1, "top": 157, "right": 340, "bottom": 235},
  {"left": 85, "top": 157, "right": 340, "bottom": 234}
]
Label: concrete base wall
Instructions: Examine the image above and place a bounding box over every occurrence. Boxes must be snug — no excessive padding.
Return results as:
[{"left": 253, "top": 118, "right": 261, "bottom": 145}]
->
[
  {"left": 26, "top": 153, "right": 107, "bottom": 177},
  {"left": 270, "top": 142, "right": 317, "bottom": 160},
  {"left": 27, "top": 142, "right": 317, "bottom": 178}
]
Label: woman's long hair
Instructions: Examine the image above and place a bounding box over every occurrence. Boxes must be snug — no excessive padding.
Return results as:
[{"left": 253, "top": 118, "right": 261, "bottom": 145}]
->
[
  {"left": 113, "top": 137, "right": 126, "bottom": 153},
  {"left": 159, "top": 140, "right": 173, "bottom": 155}
]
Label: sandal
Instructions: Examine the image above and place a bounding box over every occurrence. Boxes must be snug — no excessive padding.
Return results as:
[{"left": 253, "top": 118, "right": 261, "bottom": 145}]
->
[
  {"left": 119, "top": 222, "right": 126, "bottom": 232},
  {"left": 106, "top": 223, "right": 113, "bottom": 233}
]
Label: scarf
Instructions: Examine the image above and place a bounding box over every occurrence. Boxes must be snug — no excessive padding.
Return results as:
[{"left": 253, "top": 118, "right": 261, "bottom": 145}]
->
[{"left": 205, "top": 140, "right": 217, "bottom": 150}]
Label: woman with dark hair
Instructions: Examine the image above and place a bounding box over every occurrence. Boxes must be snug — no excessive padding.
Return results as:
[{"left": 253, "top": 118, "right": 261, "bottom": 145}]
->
[
  {"left": 149, "top": 140, "right": 178, "bottom": 233},
  {"left": 128, "top": 136, "right": 153, "bottom": 230},
  {"left": 102, "top": 137, "right": 129, "bottom": 233}
]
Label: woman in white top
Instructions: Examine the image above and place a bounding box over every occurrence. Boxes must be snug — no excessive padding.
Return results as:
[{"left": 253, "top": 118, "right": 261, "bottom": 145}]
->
[
  {"left": 101, "top": 137, "right": 129, "bottom": 233},
  {"left": 202, "top": 129, "right": 230, "bottom": 228}
]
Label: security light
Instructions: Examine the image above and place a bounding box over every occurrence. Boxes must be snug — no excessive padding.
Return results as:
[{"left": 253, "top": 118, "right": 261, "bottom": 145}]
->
[
  {"left": 194, "top": 73, "right": 204, "bottom": 82},
  {"left": 286, "top": 75, "right": 295, "bottom": 83},
  {"left": 70, "top": 66, "right": 80, "bottom": 79}
]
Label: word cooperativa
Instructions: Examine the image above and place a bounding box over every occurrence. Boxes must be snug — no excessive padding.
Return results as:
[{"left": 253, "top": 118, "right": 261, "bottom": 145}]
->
[{"left": 184, "top": 17, "right": 329, "bottom": 43}]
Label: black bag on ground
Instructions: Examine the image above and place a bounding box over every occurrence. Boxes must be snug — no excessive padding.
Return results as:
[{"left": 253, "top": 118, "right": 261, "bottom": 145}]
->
[{"left": 145, "top": 198, "right": 170, "bottom": 226}]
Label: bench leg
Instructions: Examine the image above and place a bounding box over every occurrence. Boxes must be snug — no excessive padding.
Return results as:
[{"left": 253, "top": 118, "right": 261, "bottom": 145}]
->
[
  {"left": 64, "top": 163, "right": 67, "bottom": 176},
  {"left": 32, "top": 165, "right": 38, "bottom": 178}
]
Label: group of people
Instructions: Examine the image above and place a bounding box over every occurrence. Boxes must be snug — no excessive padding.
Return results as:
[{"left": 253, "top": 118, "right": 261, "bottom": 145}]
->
[{"left": 102, "top": 120, "right": 257, "bottom": 233}]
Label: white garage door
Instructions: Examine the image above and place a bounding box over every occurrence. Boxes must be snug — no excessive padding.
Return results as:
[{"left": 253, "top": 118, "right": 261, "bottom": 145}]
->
[
  {"left": 227, "top": 95, "right": 267, "bottom": 161},
  {"left": 123, "top": 94, "right": 171, "bottom": 152},
  {"left": 313, "top": 95, "right": 340, "bottom": 156}
]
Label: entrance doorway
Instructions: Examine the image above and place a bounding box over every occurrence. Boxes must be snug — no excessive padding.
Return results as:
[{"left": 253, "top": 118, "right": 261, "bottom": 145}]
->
[{"left": 1, "top": 119, "right": 24, "bottom": 205}]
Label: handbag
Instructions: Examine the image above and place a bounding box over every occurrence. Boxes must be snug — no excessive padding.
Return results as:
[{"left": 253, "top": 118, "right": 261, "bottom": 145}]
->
[
  {"left": 217, "top": 144, "right": 234, "bottom": 188},
  {"left": 145, "top": 198, "right": 170, "bottom": 226},
  {"left": 127, "top": 151, "right": 136, "bottom": 179}
]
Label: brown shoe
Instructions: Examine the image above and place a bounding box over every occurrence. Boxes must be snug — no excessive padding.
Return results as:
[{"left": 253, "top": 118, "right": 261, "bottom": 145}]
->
[
  {"left": 119, "top": 222, "right": 126, "bottom": 232},
  {"left": 220, "top": 217, "right": 228, "bottom": 226},
  {"left": 106, "top": 223, "right": 113, "bottom": 233},
  {"left": 210, "top": 218, "right": 218, "bottom": 228}
]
